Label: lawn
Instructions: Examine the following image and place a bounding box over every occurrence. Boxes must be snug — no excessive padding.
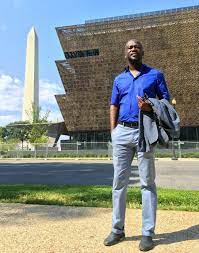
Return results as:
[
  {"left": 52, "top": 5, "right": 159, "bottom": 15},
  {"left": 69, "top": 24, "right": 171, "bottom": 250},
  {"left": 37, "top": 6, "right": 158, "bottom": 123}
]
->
[{"left": 0, "top": 184, "right": 198, "bottom": 211}]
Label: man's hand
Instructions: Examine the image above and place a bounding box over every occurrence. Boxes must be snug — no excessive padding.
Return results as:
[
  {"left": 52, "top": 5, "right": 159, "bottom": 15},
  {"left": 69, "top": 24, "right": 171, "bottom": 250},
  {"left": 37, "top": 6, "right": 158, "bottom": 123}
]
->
[
  {"left": 137, "top": 96, "right": 152, "bottom": 112},
  {"left": 110, "top": 105, "right": 119, "bottom": 132}
]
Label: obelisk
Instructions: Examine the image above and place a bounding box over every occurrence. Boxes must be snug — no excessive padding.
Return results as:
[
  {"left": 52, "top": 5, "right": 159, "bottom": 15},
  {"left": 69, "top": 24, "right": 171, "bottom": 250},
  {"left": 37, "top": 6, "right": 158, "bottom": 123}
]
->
[{"left": 22, "top": 27, "right": 39, "bottom": 122}]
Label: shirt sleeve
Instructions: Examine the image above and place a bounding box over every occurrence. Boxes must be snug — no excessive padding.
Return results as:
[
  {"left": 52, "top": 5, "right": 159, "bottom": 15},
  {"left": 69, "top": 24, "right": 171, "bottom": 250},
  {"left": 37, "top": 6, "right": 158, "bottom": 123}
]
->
[
  {"left": 155, "top": 72, "right": 170, "bottom": 101},
  {"left": 110, "top": 79, "right": 119, "bottom": 106}
]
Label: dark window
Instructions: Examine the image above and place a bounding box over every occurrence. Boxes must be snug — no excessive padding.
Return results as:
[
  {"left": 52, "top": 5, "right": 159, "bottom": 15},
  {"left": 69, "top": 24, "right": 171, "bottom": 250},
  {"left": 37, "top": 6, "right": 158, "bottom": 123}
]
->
[{"left": 64, "top": 49, "right": 99, "bottom": 59}]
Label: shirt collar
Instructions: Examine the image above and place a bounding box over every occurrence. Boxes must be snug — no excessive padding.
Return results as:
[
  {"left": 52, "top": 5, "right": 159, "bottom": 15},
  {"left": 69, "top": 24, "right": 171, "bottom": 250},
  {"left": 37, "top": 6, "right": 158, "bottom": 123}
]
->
[{"left": 124, "top": 64, "right": 146, "bottom": 74}]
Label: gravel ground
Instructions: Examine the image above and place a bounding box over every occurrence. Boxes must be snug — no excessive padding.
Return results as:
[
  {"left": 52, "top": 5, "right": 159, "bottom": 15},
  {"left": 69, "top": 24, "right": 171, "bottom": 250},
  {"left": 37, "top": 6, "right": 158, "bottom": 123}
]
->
[{"left": 0, "top": 203, "right": 198, "bottom": 253}]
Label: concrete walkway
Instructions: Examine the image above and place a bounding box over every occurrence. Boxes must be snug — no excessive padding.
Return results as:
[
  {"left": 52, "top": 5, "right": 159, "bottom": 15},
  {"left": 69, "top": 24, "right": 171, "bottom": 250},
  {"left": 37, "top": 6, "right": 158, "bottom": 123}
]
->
[{"left": 0, "top": 203, "right": 198, "bottom": 253}]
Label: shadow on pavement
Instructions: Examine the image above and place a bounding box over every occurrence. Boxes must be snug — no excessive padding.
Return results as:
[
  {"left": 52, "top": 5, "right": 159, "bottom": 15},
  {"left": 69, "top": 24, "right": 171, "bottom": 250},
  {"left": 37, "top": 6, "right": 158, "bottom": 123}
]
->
[
  {"left": 125, "top": 224, "right": 199, "bottom": 246},
  {"left": 0, "top": 205, "right": 110, "bottom": 226}
]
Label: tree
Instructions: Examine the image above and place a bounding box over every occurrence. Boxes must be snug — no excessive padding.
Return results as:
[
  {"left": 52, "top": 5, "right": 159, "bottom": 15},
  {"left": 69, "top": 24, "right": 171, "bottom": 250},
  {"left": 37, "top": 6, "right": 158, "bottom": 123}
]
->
[
  {"left": 28, "top": 107, "right": 50, "bottom": 144},
  {"left": 4, "top": 107, "right": 51, "bottom": 146},
  {"left": 6, "top": 121, "right": 31, "bottom": 148},
  {"left": 28, "top": 122, "right": 49, "bottom": 144},
  {"left": 0, "top": 127, "right": 5, "bottom": 142},
  {"left": 0, "top": 126, "right": 12, "bottom": 141}
]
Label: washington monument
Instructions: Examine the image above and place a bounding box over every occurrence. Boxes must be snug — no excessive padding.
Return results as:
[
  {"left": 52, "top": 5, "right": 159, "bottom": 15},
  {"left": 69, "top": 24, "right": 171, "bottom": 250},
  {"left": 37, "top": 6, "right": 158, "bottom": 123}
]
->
[{"left": 22, "top": 27, "right": 39, "bottom": 122}]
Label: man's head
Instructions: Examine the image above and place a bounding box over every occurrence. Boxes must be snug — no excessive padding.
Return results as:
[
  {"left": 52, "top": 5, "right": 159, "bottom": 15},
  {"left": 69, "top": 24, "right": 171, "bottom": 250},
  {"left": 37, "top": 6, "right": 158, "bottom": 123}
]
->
[{"left": 125, "top": 39, "right": 144, "bottom": 65}]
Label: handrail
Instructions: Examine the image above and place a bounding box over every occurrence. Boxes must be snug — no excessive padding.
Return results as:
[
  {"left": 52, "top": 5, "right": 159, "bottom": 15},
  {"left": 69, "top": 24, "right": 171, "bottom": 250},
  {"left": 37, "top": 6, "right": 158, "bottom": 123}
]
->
[{"left": 85, "top": 5, "right": 199, "bottom": 24}]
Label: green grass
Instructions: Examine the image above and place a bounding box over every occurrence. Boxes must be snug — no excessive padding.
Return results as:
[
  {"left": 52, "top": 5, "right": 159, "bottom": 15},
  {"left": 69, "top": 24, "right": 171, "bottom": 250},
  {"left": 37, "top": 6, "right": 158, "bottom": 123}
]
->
[
  {"left": 0, "top": 185, "right": 198, "bottom": 211},
  {"left": 1, "top": 151, "right": 199, "bottom": 158}
]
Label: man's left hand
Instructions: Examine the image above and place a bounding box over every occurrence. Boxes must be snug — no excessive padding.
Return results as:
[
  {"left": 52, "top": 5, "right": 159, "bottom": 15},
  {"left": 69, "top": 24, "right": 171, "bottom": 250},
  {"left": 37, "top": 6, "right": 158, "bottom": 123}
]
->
[{"left": 137, "top": 96, "right": 152, "bottom": 112}]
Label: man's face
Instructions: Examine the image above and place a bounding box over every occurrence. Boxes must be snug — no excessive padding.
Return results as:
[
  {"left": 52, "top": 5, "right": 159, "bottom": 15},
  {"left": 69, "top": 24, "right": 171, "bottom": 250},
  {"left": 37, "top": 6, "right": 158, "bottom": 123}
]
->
[{"left": 125, "top": 40, "right": 144, "bottom": 63}]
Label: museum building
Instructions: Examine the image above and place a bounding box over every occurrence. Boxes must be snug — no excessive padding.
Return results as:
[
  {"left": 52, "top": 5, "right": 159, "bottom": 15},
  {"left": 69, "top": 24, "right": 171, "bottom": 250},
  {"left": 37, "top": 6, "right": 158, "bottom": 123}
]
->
[{"left": 55, "top": 5, "right": 199, "bottom": 141}]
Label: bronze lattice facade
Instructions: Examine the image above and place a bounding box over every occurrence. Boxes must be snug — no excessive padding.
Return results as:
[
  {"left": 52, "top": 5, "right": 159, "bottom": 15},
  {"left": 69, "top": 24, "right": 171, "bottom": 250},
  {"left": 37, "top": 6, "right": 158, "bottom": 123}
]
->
[{"left": 55, "top": 6, "right": 199, "bottom": 141}]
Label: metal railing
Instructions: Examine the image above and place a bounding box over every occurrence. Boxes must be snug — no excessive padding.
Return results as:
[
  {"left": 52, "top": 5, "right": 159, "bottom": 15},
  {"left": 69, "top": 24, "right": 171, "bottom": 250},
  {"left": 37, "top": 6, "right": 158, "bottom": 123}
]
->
[
  {"left": 0, "top": 141, "right": 198, "bottom": 159},
  {"left": 85, "top": 5, "right": 199, "bottom": 24},
  {"left": 57, "top": 5, "right": 199, "bottom": 36}
]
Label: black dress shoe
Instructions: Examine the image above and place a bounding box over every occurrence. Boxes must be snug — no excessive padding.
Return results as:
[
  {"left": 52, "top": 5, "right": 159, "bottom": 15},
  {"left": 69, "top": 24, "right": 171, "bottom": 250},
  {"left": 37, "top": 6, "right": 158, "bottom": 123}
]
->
[
  {"left": 104, "top": 232, "right": 125, "bottom": 246},
  {"left": 139, "top": 236, "right": 154, "bottom": 251}
]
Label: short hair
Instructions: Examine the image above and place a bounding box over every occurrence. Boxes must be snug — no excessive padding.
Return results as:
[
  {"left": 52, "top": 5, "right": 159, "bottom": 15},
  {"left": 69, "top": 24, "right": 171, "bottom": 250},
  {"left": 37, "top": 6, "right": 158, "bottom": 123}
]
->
[{"left": 125, "top": 39, "right": 144, "bottom": 51}]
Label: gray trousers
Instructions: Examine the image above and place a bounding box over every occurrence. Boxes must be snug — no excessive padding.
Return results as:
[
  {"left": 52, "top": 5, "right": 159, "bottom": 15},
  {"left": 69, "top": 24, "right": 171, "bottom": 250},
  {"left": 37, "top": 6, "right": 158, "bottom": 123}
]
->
[{"left": 111, "top": 124, "right": 157, "bottom": 236}]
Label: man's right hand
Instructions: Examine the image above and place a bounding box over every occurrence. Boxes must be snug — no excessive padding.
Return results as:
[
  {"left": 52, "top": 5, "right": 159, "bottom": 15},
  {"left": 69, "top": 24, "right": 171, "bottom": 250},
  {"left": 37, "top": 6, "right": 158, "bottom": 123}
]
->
[
  {"left": 110, "top": 105, "right": 119, "bottom": 133},
  {"left": 137, "top": 96, "right": 152, "bottom": 112}
]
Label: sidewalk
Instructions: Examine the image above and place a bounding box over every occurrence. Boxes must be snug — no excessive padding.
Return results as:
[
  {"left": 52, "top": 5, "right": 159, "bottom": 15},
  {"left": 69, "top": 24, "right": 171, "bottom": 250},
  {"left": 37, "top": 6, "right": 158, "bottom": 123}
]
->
[
  {"left": 0, "top": 203, "right": 198, "bottom": 253},
  {"left": 0, "top": 158, "right": 199, "bottom": 163}
]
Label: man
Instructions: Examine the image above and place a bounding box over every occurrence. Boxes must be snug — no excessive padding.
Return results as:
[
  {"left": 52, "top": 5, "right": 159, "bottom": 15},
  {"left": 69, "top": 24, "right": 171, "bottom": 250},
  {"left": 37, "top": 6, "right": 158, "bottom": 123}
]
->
[{"left": 104, "top": 39, "right": 170, "bottom": 251}]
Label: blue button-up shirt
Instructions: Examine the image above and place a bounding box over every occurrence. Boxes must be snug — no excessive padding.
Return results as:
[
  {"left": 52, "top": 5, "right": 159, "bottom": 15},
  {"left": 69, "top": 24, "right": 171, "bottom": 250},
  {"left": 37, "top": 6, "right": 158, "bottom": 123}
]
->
[{"left": 110, "top": 64, "right": 170, "bottom": 122}]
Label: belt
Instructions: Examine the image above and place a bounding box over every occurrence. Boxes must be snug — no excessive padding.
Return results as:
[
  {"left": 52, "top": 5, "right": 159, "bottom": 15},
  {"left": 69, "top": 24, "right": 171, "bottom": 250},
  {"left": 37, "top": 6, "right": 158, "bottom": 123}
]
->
[{"left": 118, "top": 121, "right": 139, "bottom": 128}]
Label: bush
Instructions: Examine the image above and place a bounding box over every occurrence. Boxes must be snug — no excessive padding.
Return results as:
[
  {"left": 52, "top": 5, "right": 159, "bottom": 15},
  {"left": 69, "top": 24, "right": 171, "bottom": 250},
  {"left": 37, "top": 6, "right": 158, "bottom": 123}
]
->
[{"left": 0, "top": 150, "right": 199, "bottom": 159}]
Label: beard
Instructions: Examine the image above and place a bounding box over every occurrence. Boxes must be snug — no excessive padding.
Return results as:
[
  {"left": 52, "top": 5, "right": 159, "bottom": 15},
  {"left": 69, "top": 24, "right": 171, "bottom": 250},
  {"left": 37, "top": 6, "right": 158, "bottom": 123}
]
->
[{"left": 128, "top": 56, "right": 142, "bottom": 67}]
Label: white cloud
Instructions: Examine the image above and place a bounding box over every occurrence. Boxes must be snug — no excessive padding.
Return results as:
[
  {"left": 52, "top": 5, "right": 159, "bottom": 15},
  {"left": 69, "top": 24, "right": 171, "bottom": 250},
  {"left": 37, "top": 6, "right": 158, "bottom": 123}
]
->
[
  {"left": 0, "top": 73, "right": 23, "bottom": 114},
  {"left": 0, "top": 115, "right": 21, "bottom": 126},
  {"left": 39, "top": 79, "right": 65, "bottom": 122},
  {"left": 40, "top": 79, "right": 64, "bottom": 106},
  {"left": 0, "top": 71, "right": 65, "bottom": 126}
]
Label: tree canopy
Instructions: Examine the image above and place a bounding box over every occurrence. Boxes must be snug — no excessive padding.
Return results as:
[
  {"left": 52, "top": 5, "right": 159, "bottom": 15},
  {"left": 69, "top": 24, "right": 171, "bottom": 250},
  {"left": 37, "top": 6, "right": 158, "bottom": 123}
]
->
[{"left": 1, "top": 108, "right": 51, "bottom": 144}]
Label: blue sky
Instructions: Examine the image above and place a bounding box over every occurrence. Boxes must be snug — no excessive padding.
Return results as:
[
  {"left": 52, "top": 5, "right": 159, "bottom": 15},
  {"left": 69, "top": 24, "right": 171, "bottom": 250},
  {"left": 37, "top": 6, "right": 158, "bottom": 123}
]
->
[{"left": 0, "top": 0, "right": 198, "bottom": 126}]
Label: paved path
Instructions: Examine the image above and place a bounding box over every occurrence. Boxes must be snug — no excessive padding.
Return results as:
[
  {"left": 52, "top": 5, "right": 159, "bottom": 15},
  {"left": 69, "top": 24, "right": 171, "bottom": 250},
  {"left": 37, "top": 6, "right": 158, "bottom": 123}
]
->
[
  {"left": 0, "top": 159, "right": 198, "bottom": 189},
  {"left": 0, "top": 203, "right": 198, "bottom": 253}
]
